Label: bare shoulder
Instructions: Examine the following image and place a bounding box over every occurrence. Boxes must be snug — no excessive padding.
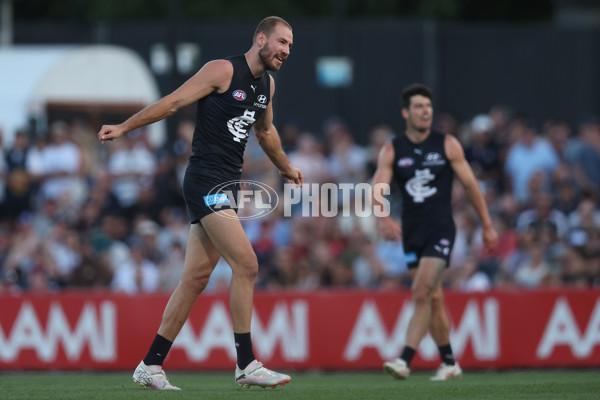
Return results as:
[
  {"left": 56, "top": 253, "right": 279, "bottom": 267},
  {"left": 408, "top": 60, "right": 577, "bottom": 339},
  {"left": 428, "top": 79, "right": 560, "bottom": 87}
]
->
[
  {"left": 204, "top": 59, "right": 234, "bottom": 72},
  {"left": 199, "top": 59, "right": 234, "bottom": 92},
  {"left": 378, "top": 140, "right": 396, "bottom": 166},
  {"left": 444, "top": 134, "right": 465, "bottom": 161}
]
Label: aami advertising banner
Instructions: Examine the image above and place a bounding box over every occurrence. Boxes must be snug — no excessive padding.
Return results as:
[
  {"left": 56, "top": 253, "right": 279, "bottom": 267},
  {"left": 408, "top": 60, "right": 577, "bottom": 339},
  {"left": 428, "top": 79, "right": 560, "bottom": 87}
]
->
[{"left": 0, "top": 289, "right": 598, "bottom": 371}]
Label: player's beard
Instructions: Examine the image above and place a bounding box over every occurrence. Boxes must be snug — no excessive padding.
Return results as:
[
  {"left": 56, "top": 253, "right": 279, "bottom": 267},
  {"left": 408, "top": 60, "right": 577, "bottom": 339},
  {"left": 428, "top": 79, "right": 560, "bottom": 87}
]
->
[{"left": 259, "top": 44, "right": 282, "bottom": 71}]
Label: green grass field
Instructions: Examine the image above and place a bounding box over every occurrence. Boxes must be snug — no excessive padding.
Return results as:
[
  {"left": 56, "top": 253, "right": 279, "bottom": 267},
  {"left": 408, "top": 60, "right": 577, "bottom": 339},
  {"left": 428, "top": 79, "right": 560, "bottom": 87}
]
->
[{"left": 1, "top": 370, "right": 599, "bottom": 400}]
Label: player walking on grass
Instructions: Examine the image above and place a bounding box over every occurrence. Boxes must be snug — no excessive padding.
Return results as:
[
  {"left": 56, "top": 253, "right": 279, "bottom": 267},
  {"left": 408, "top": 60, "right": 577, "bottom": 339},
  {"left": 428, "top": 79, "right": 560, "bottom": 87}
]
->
[
  {"left": 372, "top": 83, "right": 498, "bottom": 381},
  {"left": 97, "top": 16, "right": 302, "bottom": 390}
]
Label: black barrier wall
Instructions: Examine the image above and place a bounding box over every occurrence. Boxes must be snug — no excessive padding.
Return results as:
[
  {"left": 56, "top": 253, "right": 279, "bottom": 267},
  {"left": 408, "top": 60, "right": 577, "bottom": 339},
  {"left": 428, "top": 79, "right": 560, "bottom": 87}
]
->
[{"left": 13, "top": 19, "right": 600, "bottom": 142}]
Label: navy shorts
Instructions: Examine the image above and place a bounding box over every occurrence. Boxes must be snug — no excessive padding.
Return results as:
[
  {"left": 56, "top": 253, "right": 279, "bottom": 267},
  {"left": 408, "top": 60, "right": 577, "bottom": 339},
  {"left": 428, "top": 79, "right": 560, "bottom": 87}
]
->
[
  {"left": 182, "top": 171, "right": 239, "bottom": 224},
  {"left": 402, "top": 217, "right": 456, "bottom": 269}
]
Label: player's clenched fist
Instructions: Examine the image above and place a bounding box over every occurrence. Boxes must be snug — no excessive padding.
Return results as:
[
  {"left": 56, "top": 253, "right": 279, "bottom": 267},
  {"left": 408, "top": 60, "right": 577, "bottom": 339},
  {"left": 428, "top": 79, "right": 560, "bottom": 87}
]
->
[{"left": 97, "top": 124, "right": 127, "bottom": 144}]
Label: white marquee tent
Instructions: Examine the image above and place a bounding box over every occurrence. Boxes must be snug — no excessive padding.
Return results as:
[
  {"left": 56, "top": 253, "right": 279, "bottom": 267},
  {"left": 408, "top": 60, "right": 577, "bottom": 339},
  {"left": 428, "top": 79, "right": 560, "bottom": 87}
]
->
[{"left": 0, "top": 45, "right": 164, "bottom": 147}]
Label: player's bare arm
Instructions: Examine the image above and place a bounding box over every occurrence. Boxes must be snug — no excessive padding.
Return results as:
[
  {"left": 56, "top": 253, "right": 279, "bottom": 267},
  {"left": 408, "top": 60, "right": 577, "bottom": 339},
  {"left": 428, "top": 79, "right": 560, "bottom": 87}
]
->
[
  {"left": 372, "top": 141, "right": 402, "bottom": 241},
  {"left": 445, "top": 134, "right": 498, "bottom": 250},
  {"left": 254, "top": 76, "right": 303, "bottom": 186},
  {"left": 97, "top": 60, "right": 234, "bottom": 143}
]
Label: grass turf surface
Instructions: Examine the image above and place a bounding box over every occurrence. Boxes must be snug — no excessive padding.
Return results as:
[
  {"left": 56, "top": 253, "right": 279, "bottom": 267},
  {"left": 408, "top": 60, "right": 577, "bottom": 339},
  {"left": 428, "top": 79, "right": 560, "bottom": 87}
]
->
[{"left": 1, "top": 370, "right": 599, "bottom": 400}]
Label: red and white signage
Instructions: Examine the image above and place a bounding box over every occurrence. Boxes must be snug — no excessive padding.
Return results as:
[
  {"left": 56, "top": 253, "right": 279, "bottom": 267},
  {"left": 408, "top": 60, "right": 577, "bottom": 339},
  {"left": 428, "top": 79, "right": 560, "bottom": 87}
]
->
[{"left": 1, "top": 289, "right": 599, "bottom": 370}]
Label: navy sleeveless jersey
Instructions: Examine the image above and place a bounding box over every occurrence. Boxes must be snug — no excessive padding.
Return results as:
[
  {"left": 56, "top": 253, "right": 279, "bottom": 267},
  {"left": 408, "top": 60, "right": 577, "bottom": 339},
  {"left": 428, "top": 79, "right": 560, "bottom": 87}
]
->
[
  {"left": 392, "top": 130, "right": 454, "bottom": 221},
  {"left": 187, "top": 55, "right": 271, "bottom": 181}
]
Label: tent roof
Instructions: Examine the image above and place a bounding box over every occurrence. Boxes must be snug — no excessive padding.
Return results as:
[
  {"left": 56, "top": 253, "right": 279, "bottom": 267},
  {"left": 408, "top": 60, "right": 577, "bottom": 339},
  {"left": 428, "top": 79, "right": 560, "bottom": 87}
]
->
[
  {"left": 34, "top": 45, "right": 159, "bottom": 103},
  {"left": 0, "top": 45, "right": 162, "bottom": 147}
]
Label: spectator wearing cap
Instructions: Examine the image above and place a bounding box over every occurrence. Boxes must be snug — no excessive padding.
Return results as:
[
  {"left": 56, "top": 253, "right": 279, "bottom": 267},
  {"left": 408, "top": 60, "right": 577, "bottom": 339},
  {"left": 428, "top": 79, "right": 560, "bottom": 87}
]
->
[
  {"left": 504, "top": 118, "right": 560, "bottom": 204},
  {"left": 134, "top": 218, "right": 164, "bottom": 264},
  {"left": 464, "top": 114, "right": 503, "bottom": 187}
]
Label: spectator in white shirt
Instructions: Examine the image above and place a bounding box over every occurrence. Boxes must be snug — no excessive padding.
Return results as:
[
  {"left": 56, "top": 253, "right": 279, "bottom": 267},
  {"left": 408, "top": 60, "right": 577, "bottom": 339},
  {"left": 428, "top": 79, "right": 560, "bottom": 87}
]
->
[
  {"left": 34, "top": 121, "right": 85, "bottom": 206},
  {"left": 108, "top": 129, "right": 157, "bottom": 209}
]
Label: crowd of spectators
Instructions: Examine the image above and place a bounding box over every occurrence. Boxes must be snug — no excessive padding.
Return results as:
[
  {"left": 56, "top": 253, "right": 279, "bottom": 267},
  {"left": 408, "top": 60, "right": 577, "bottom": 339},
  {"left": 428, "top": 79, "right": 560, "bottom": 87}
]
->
[{"left": 0, "top": 106, "right": 599, "bottom": 293}]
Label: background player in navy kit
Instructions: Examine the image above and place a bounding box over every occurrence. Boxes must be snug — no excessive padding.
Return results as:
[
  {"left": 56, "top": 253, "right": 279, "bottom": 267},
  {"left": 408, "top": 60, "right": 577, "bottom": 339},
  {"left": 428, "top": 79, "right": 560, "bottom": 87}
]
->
[
  {"left": 97, "top": 16, "right": 302, "bottom": 390},
  {"left": 371, "top": 83, "right": 498, "bottom": 381}
]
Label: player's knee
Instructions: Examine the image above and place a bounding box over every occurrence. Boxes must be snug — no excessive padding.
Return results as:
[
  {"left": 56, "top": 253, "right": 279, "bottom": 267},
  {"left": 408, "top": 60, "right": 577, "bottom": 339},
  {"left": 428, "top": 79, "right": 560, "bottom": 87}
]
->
[
  {"left": 183, "top": 261, "right": 214, "bottom": 293},
  {"left": 186, "top": 272, "right": 211, "bottom": 293},
  {"left": 233, "top": 255, "right": 259, "bottom": 281},
  {"left": 411, "top": 285, "right": 433, "bottom": 306},
  {"left": 431, "top": 290, "right": 444, "bottom": 307}
]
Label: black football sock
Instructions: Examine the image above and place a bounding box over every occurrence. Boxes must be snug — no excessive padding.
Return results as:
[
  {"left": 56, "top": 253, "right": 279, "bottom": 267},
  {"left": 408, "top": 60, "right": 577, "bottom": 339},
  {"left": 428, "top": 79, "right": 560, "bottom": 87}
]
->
[
  {"left": 235, "top": 332, "right": 256, "bottom": 370},
  {"left": 400, "top": 346, "right": 416, "bottom": 367},
  {"left": 438, "top": 343, "right": 456, "bottom": 365},
  {"left": 143, "top": 334, "right": 173, "bottom": 366}
]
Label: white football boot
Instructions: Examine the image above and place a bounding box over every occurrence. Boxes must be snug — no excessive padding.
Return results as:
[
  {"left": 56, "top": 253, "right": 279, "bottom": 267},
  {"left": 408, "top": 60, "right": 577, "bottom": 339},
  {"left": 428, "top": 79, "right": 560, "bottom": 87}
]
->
[
  {"left": 235, "top": 360, "right": 292, "bottom": 388},
  {"left": 383, "top": 358, "right": 411, "bottom": 380},
  {"left": 133, "top": 361, "right": 181, "bottom": 390},
  {"left": 430, "top": 362, "right": 463, "bottom": 381}
]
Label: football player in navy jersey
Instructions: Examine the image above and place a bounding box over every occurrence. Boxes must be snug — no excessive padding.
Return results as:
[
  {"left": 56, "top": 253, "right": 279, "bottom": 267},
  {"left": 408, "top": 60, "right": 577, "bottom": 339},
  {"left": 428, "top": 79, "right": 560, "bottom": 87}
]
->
[
  {"left": 98, "top": 16, "right": 301, "bottom": 390},
  {"left": 372, "top": 83, "right": 497, "bottom": 381}
]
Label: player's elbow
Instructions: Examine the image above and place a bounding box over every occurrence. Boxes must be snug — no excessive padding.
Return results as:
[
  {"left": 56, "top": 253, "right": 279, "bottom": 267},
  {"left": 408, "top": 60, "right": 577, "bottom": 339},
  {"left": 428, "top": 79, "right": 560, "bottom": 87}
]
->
[
  {"left": 168, "top": 105, "right": 179, "bottom": 116},
  {"left": 254, "top": 129, "right": 271, "bottom": 145},
  {"left": 167, "top": 101, "right": 181, "bottom": 116},
  {"left": 162, "top": 95, "right": 182, "bottom": 116}
]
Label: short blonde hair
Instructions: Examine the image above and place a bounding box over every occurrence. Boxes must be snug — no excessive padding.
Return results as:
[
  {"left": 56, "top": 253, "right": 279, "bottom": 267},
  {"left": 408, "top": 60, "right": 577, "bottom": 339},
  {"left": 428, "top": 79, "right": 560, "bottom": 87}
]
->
[{"left": 253, "top": 16, "right": 292, "bottom": 43}]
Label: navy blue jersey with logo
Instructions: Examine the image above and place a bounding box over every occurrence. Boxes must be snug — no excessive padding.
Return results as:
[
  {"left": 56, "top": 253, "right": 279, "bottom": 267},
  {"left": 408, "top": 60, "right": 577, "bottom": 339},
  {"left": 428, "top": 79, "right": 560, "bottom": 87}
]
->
[
  {"left": 187, "top": 55, "right": 271, "bottom": 181},
  {"left": 392, "top": 130, "right": 454, "bottom": 222}
]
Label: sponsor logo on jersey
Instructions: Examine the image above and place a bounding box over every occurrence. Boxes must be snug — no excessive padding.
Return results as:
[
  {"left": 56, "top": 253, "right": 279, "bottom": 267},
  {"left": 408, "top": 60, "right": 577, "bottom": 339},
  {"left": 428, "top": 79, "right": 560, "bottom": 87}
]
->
[
  {"left": 232, "top": 90, "right": 247, "bottom": 101},
  {"left": 206, "top": 180, "right": 279, "bottom": 220},
  {"left": 434, "top": 245, "right": 450, "bottom": 256},
  {"left": 423, "top": 152, "right": 446, "bottom": 166},
  {"left": 227, "top": 110, "right": 256, "bottom": 142},
  {"left": 398, "top": 157, "right": 414, "bottom": 168},
  {"left": 405, "top": 168, "right": 437, "bottom": 203},
  {"left": 434, "top": 238, "right": 451, "bottom": 256},
  {"left": 405, "top": 252, "right": 418, "bottom": 264},
  {"left": 253, "top": 94, "right": 268, "bottom": 109},
  {"left": 204, "top": 193, "right": 231, "bottom": 207}
]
